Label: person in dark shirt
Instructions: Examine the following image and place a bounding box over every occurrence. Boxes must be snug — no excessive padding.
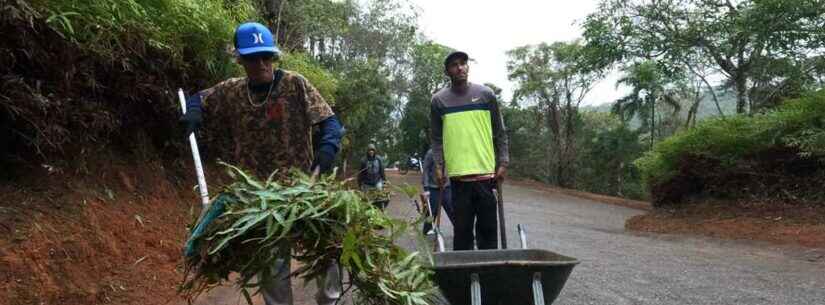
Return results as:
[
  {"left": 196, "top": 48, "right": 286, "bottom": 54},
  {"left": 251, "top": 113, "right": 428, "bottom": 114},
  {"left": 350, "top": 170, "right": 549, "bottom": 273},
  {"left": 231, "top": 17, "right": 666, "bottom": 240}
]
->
[
  {"left": 421, "top": 148, "right": 454, "bottom": 235},
  {"left": 358, "top": 144, "right": 386, "bottom": 190}
]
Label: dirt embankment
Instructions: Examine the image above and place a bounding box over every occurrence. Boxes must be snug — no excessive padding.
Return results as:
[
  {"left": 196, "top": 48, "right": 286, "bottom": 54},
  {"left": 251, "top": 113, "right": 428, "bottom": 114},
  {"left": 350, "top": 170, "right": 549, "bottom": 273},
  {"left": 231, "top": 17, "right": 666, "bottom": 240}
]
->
[
  {"left": 627, "top": 200, "right": 825, "bottom": 249},
  {"left": 508, "top": 177, "right": 825, "bottom": 249},
  {"left": 0, "top": 159, "right": 199, "bottom": 305}
]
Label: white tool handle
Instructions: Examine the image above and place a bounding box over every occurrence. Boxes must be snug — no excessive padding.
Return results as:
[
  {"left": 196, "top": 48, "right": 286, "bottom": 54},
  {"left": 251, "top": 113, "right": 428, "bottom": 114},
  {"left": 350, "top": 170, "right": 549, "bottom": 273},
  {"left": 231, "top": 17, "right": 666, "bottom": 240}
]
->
[{"left": 177, "top": 89, "right": 209, "bottom": 207}]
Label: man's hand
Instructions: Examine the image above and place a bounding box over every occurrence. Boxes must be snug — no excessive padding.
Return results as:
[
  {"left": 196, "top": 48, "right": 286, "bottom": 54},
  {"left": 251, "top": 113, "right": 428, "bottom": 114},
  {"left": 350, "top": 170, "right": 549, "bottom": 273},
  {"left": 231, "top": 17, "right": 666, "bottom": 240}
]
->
[
  {"left": 495, "top": 165, "right": 507, "bottom": 183},
  {"left": 179, "top": 107, "right": 202, "bottom": 138},
  {"left": 434, "top": 164, "right": 446, "bottom": 187}
]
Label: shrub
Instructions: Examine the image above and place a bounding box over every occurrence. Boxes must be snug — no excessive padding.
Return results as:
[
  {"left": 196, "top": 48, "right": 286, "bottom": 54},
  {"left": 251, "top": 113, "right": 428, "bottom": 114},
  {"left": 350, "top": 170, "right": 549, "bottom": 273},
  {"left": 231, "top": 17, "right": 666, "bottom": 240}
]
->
[
  {"left": 278, "top": 52, "right": 339, "bottom": 105},
  {"left": 636, "top": 91, "right": 825, "bottom": 204},
  {"left": 36, "top": 0, "right": 256, "bottom": 81}
]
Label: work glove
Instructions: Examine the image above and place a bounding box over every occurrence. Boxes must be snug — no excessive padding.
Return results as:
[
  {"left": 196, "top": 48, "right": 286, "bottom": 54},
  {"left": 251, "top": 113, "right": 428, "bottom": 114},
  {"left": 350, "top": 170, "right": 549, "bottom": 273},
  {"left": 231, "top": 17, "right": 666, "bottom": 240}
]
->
[
  {"left": 179, "top": 106, "right": 202, "bottom": 139},
  {"left": 179, "top": 94, "right": 203, "bottom": 138},
  {"left": 312, "top": 148, "right": 335, "bottom": 174}
]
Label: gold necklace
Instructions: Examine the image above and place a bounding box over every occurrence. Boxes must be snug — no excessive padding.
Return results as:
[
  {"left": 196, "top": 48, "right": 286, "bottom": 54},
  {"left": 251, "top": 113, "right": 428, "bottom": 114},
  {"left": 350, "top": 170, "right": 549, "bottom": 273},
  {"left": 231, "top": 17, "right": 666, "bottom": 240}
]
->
[{"left": 246, "top": 76, "right": 275, "bottom": 107}]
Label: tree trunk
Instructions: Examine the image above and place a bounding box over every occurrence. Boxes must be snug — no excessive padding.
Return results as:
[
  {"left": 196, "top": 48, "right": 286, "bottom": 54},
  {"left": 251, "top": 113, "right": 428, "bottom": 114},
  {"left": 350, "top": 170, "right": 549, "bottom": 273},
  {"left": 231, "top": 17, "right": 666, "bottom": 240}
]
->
[
  {"left": 263, "top": 0, "right": 278, "bottom": 20},
  {"left": 734, "top": 74, "right": 748, "bottom": 114},
  {"left": 685, "top": 88, "right": 702, "bottom": 129},
  {"left": 649, "top": 94, "right": 655, "bottom": 150},
  {"left": 562, "top": 104, "right": 578, "bottom": 188},
  {"left": 617, "top": 161, "right": 624, "bottom": 196},
  {"left": 547, "top": 104, "right": 563, "bottom": 186}
]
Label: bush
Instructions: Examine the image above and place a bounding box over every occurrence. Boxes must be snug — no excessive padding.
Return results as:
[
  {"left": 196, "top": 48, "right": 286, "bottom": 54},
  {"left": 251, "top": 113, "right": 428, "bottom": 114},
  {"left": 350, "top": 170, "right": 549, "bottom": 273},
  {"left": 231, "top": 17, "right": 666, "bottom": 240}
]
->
[
  {"left": 636, "top": 91, "right": 825, "bottom": 204},
  {"left": 0, "top": 1, "right": 343, "bottom": 170},
  {"left": 36, "top": 0, "right": 256, "bottom": 80},
  {"left": 0, "top": 0, "right": 263, "bottom": 167},
  {"left": 278, "top": 52, "right": 339, "bottom": 105}
]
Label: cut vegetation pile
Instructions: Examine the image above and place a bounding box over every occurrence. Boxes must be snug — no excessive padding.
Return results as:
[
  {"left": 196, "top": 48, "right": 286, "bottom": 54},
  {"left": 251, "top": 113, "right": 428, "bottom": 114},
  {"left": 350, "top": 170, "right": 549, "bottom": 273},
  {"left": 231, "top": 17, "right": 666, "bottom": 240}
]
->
[{"left": 181, "top": 164, "right": 435, "bottom": 305}]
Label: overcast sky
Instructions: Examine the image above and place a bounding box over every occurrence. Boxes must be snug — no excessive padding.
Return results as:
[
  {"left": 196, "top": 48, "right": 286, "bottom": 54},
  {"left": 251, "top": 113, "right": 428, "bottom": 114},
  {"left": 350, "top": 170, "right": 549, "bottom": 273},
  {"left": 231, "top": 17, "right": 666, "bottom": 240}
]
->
[{"left": 411, "top": 0, "right": 627, "bottom": 106}]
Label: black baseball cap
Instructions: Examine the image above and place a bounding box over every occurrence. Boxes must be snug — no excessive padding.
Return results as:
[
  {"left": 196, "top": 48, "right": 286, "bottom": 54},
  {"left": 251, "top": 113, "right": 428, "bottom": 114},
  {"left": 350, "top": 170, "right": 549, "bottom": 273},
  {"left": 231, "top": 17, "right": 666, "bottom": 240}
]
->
[{"left": 444, "top": 51, "right": 469, "bottom": 68}]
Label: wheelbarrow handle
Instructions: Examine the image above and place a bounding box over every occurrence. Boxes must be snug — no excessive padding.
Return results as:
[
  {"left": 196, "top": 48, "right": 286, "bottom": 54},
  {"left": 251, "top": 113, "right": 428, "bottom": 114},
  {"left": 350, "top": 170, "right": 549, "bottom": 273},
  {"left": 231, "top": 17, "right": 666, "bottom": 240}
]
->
[
  {"left": 494, "top": 180, "right": 507, "bottom": 249},
  {"left": 435, "top": 227, "right": 445, "bottom": 252},
  {"left": 518, "top": 224, "right": 528, "bottom": 249}
]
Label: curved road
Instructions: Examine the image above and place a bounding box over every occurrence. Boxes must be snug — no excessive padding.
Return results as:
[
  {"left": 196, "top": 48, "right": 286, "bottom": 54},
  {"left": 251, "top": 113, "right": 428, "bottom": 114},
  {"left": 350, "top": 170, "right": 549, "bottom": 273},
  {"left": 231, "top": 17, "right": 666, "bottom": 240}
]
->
[
  {"left": 387, "top": 173, "right": 825, "bottom": 305},
  {"left": 192, "top": 172, "right": 825, "bottom": 305}
]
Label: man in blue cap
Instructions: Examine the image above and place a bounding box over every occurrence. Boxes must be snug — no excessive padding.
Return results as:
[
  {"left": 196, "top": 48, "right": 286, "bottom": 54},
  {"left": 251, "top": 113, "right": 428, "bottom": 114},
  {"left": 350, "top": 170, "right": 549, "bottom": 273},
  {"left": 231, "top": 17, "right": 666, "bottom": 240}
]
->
[{"left": 180, "top": 22, "right": 343, "bottom": 305}]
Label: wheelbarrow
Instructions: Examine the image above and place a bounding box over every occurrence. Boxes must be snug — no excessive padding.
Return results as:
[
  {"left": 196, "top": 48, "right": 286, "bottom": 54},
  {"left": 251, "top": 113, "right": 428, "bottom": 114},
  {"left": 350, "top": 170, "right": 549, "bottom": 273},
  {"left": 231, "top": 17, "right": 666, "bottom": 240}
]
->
[{"left": 430, "top": 185, "right": 579, "bottom": 305}]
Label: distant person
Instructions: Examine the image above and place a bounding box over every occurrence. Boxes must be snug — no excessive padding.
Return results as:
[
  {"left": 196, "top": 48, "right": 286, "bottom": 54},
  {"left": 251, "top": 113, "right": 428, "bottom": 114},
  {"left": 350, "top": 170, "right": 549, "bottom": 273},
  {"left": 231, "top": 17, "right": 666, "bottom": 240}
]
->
[
  {"left": 358, "top": 144, "right": 385, "bottom": 191},
  {"left": 430, "top": 51, "right": 510, "bottom": 250},
  {"left": 421, "top": 148, "right": 455, "bottom": 235},
  {"left": 180, "top": 22, "right": 343, "bottom": 305}
]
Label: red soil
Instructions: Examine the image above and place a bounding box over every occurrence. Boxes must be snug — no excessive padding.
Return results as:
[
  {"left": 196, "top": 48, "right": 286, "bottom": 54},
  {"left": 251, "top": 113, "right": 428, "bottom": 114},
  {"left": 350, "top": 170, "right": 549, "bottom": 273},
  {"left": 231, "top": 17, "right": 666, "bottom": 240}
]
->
[
  {"left": 626, "top": 200, "right": 825, "bottom": 248},
  {"left": 0, "top": 160, "right": 197, "bottom": 305}
]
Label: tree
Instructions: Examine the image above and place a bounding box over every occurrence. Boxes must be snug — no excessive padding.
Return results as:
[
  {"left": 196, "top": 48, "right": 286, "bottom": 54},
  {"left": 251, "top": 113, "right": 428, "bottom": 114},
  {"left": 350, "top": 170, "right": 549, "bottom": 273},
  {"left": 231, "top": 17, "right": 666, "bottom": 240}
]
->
[
  {"left": 576, "top": 112, "right": 646, "bottom": 198},
  {"left": 332, "top": 60, "right": 394, "bottom": 168},
  {"left": 583, "top": 0, "right": 825, "bottom": 114},
  {"left": 612, "top": 61, "right": 686, "bottom": 149},
  {"left": 507, "top": 41, "right": 604, "bottom": 187},
  {"left": 398, "top": 41, "right": 450, "bottom": 158}
]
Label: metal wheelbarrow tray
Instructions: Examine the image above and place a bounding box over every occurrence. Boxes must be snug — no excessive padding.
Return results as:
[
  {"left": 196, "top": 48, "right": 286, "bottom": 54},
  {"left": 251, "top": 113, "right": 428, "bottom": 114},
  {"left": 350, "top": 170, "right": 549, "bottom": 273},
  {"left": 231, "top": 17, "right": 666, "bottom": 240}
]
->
[{"left": 431, "top": 249, "right": 579, "bottom": 305}]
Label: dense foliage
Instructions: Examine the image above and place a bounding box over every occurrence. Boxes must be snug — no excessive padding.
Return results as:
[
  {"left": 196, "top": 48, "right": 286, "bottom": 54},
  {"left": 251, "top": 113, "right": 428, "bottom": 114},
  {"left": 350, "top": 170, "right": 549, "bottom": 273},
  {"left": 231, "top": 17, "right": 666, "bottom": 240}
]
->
[
  {"left": 0, "top": 0, "right": 258, "bottom": 171},
  {"left": 637, "top": 91, "right": 825, "bottom": 205},
  {"left": 501, "top": 0, "right": 825, "bottom": 202}
]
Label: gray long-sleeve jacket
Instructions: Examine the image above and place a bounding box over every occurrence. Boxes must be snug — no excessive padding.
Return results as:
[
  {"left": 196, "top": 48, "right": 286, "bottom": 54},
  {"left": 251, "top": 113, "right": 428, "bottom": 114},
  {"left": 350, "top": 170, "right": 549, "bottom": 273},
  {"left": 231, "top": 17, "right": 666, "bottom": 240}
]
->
[{"left": 430, "top": 82, "right": 509, "bottom": 177}]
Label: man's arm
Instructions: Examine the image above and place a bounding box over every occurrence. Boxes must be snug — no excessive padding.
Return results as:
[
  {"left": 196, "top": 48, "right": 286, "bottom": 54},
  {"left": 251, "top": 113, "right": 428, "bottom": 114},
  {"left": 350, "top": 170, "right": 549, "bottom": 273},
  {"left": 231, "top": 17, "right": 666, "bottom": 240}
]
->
[
  {"left": 379, "top": 158, "right": 386, "bottom": 181},
  {"left": 487, "top": 91, "right": 510, "bottom": 169},
  {"left": 421, "top": 151, "right": 433, "bottom": 188},
  {"left": 317, "top": 115, "right": 343, "bottom": 155},
  {"left": 300, "top": 74, "right": 342, "bottom": 173},
  {"left": 180, "top": 93, "right": 204, "bottom": 137},
  {"left": 181, "top": 82, "right": 227, "bottom": 137},
  {"left": 430, "top": 97, "right": 447, "bottom": 185},
  {"left": 430, "top": 98, "right": 444, "bottom": 169}
]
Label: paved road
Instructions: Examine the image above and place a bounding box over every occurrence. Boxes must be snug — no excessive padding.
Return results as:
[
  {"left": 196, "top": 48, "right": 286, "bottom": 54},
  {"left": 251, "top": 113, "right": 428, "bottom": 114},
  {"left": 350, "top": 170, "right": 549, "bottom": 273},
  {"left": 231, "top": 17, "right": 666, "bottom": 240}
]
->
[
  {"left": 192, "top": 172, "right": 825, "bottom": 305},
  {"left": 392, "top": 173, "right": 825, "bottom": 305}
]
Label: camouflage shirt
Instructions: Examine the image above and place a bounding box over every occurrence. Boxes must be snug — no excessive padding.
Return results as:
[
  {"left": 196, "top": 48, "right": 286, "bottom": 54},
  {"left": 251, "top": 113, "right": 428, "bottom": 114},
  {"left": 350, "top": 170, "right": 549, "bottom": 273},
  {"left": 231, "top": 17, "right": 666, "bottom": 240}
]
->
[{"left": 198, "top": 70, "right": 335, "bottom": 177}]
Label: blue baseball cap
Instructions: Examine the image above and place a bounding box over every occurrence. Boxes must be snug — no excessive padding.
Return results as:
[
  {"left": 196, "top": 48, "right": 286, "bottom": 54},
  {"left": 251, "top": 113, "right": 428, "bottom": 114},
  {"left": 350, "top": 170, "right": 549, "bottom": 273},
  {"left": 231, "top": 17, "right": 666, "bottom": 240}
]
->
[{"left": 234, "top": 22, "right": 280, "bottom": 56}]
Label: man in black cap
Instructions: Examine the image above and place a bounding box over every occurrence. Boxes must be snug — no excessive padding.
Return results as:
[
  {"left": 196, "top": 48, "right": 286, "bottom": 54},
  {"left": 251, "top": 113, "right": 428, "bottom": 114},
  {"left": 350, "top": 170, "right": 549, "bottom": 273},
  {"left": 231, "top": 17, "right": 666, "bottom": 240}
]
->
[{"left": 429, "top": 51, "right": 510, "bottom": 250}]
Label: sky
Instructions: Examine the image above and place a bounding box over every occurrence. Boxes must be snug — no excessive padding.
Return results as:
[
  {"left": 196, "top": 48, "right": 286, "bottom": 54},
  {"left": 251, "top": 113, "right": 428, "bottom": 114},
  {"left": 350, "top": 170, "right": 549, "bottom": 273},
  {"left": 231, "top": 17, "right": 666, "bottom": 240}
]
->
[{"left": 410, "top": 0, "right": 627, "bottom": 106}]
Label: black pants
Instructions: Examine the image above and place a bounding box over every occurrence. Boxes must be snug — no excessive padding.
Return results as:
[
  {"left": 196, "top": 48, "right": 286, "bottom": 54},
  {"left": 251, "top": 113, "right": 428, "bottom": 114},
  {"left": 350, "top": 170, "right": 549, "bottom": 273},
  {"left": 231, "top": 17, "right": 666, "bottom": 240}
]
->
[{"left": 452, "top": 179, "right": 498, "bottom": 250}]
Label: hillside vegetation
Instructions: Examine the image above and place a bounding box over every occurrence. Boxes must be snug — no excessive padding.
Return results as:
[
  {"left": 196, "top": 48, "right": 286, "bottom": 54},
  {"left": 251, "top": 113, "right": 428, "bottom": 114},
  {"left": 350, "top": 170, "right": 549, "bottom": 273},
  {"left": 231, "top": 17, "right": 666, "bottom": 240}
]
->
[{"left": 637, "top": 92, "right": 825, "bottom": 205}]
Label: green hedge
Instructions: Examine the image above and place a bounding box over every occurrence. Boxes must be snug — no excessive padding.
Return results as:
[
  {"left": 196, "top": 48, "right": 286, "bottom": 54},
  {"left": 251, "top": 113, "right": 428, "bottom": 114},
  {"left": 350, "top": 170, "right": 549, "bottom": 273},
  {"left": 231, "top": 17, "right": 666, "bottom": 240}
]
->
[{"left": 636, "top": 90, "right": 825, "bottom": 189}]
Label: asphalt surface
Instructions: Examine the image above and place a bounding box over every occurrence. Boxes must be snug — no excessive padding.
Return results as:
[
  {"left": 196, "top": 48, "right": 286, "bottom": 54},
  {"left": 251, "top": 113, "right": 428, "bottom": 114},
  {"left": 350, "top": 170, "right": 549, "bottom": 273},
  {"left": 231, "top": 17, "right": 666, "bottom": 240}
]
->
[
  {"left": 192, "top": 172, "right": 825, "bottom": 305},
  {"left": 390, "top": 173, "right": 825, "bottom": 305}
]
